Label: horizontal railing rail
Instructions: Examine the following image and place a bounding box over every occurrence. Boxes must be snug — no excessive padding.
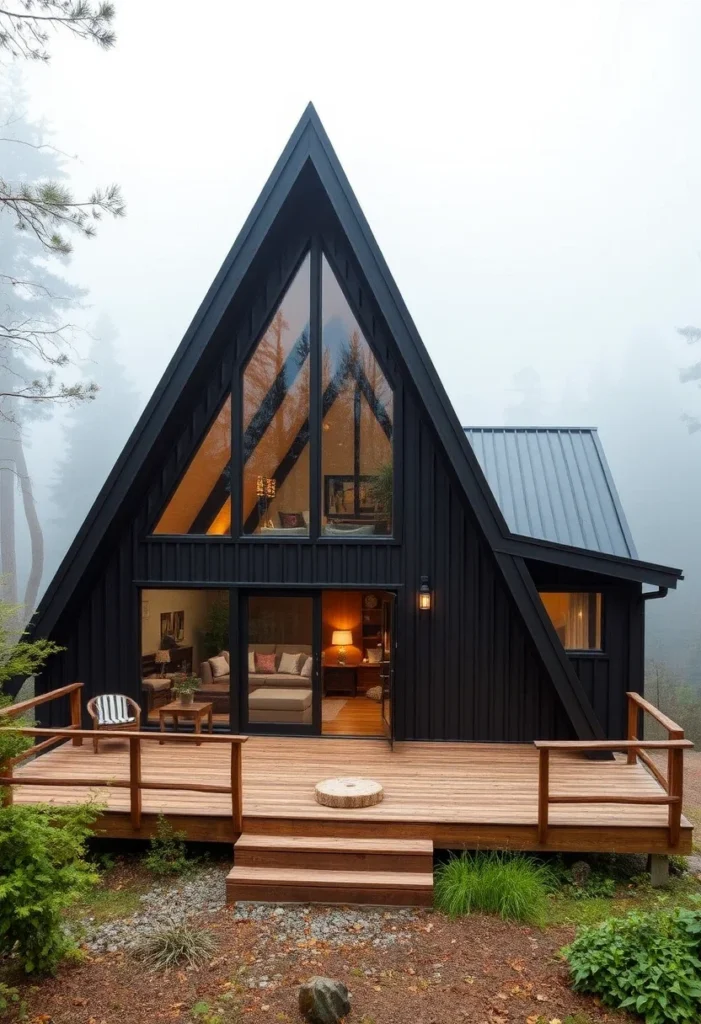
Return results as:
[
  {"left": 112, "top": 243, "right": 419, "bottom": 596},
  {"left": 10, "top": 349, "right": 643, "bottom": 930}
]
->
[
  {"left": 534, "top": 697, "right": 693, "bottom": 848},
  {"left": 0, "top": 685, "right": 248, "bottom": 832}
]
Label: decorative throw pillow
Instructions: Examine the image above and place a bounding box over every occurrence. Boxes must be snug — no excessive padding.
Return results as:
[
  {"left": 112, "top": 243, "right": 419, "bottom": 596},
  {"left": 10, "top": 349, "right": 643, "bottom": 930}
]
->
[
  {"left": 366, "top": 685, "right": 383, "bottom": 702},
  {"left": 209, "top": 655, "right": 229, "bottom": 678},
  {"left": 300, "top": 655, "right": 313, "bottom": 679},
  {"left": 248, "top": 650, "right": 255, "bottom": 674},
  {"left": 255, "top": 652, "right": 277, "bottom": 674},
  {"left": 220, "top": 650, "right": 230, "bottom": 664},
  {"left": 278, "top": 651, "right": 304, "bottom": 675},
  {"left": 279, "top": 511, "right": 306, "bottom": 529}
]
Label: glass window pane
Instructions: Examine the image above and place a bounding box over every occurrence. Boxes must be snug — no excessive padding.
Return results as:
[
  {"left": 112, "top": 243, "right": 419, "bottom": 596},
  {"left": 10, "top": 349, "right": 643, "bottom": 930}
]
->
[
  {"left": 321, "top": 257, "right": 393, "bottom": 536},
  {"left": 154, "top": 397, "right": 231, "bottom": 535},
  {"left": 539, "top": 592, "right": 602, "bottom": 650},
  {"left": 247, "top": 596, "right": 313, "bottom": 726},
  {"left": 140, "top": 589, "right": 230, "bottom": 724},
  {"left": 242, "top": 255, "right": 311, "bottom": 535}
]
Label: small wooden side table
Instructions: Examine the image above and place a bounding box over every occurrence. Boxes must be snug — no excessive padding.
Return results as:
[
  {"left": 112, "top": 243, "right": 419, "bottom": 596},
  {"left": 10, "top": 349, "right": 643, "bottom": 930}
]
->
[{"left": 158, "top": 700, "right": 213, "bottom": 745}]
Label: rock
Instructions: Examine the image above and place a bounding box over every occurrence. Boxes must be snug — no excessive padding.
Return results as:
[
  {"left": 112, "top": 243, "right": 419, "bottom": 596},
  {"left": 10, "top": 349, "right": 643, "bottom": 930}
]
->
[
  {"left": 570, "top": 860, "right": 592, "bottom": 886},
  {"left": 298, "top": 976, "right": 351, "bottom": 1024}
]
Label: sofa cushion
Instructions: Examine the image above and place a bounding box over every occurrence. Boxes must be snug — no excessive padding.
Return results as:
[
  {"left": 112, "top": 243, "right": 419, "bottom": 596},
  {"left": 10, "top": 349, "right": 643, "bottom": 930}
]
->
[
  {"left": 209, "top": 655, "right": 229, "bottom": 678},
  {"left": 278, "top": 651, "right": 304, "bottom": 675},
  {"left": 248, "top": 650, "right": 255, "bottom": 674},
  {"left": 255, "top": 652, "right": 277, "bottom": 673},
  {"left": 301, "top": 656, "right": 313, "bottom": 679},
  {"left": 249, "top": 687, "right": 312, "bottom": 711}
]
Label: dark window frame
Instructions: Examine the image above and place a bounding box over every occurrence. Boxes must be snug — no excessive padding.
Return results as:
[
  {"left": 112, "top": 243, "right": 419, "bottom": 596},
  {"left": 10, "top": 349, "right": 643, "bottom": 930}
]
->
[{"left": 538, "top": 588, "right": 605, "bottom": 655}]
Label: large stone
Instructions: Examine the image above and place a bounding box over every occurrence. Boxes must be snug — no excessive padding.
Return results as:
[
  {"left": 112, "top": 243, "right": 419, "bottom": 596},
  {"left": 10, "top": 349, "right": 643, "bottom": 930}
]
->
[
  {"left": 298, "top": 976, "right": 351, "bottom": 1024},
  {"left": 570, "top": 860, "right": 592, "bottom": 887}
]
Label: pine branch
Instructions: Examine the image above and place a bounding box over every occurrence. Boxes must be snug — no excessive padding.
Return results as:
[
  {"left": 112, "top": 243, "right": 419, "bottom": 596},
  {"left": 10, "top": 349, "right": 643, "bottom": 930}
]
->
[
  {"left": 0, "top": 2, "right": 115, "bottom": 62},
  {"left": 0, "top": 178, "right": 125, "bottom": 254}
]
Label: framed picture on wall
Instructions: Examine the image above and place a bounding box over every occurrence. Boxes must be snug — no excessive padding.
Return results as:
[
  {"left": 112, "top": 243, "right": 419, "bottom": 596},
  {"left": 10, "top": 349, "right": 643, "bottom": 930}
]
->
[
  {"left": 173, "top": 610, "right": 185, "bottom": 642},
  {"left": 324, "top": 475, "right": 377, "bottom": 518},
  {"left": 160, "top": 612, "right": 172, "bottom": 643}
]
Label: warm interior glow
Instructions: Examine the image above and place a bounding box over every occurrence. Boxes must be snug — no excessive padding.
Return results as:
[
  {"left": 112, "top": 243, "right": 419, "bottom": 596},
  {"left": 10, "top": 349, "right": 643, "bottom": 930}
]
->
[
  {"left": 539, "top": 591, "right": 602, "bottom": 650},
  {"left": 331, "top": 630, "right": 353, "bottom": 647}
]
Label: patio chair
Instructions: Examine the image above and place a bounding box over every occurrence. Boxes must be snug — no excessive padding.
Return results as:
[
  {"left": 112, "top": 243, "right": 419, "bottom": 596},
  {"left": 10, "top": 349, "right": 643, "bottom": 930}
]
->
[{"left": 87, "top": 694, "right": 141, "bottom": 753}]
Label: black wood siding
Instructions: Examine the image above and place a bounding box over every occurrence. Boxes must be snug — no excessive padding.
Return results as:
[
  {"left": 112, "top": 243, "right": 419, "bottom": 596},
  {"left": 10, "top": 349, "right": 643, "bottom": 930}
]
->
[{"left": 37, "top": 168, "right": 576, "bottom": 741}]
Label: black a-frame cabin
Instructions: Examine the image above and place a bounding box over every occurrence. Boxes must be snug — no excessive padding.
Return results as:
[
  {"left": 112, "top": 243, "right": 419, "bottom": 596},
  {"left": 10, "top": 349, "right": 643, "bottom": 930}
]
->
[{"left": 27, "top": 105, "right": 682, "bottom": 746}]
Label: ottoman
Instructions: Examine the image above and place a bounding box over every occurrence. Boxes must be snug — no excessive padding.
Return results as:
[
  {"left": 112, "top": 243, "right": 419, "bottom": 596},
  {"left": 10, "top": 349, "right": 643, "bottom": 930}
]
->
[{"left": 248, "top": 687, "right": 312, "bottom": 725}]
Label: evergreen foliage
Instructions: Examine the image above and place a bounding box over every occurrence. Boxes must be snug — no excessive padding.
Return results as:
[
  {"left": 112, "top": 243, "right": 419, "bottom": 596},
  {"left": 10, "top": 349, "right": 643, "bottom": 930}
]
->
[
  {"left": 202, "top": 595, "right": 230, "bottom": 659},
  {"left": 564, "top": 906, "right": 701, "bottom": 1024},
  {"left": 0, "top": 2, "right": 116, "bottom": 62},
  {"left": 144, "top": 814, "right": 191, "bottom": 876},
  {"left": 0, "top": 802, "right": 99, "bottom": 973}
]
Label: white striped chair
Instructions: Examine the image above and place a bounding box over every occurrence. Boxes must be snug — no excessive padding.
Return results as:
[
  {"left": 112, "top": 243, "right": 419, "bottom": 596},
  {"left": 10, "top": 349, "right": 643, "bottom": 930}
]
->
[{"left": 87, "top": 694, "right": 141, "bottom": 753}]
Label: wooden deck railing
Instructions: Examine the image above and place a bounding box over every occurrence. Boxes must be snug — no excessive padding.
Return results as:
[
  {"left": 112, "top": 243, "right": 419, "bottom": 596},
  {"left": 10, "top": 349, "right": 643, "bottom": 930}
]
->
[
  {"left": 535, "top": 692, "right": 692, "bottom": 848},
  {"left": 0, "top": 683, "right": 248, "bottom": 832}
]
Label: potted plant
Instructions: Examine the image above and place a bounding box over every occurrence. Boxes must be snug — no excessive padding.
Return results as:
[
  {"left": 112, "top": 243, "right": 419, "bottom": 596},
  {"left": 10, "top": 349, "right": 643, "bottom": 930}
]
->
[{"left": 172, "top": 673, "right": 200, "bottom": 706}]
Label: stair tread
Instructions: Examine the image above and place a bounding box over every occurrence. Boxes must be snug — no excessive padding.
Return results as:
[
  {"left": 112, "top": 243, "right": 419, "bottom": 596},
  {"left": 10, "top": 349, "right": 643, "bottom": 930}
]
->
[
  {"left": 227, "top": 865, "right": 433, "bottom": 889},
  {"left": 236, "top": 833, "right": 432, "bottom": 855}
]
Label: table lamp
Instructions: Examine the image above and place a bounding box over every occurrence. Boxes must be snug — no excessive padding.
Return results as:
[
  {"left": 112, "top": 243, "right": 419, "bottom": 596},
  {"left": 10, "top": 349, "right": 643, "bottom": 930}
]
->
[
  {"left": 331, "top": 630, "right": 353, "bottom": 666},
  {"left": 155, "top": 649, "right": 171, "bottom": 677}
]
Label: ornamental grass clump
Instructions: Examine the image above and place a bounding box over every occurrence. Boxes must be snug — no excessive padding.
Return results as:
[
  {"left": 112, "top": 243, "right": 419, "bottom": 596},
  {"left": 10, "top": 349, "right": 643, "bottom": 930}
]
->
[
  {"left": 434, "top": 851, "right": 552, "bottom": 925},
  {"left": 133, "top": 921, "right": 217, "bottom": 971},
  {"left": 564, "top": 907, "right": 701, "bottom": 1024}
]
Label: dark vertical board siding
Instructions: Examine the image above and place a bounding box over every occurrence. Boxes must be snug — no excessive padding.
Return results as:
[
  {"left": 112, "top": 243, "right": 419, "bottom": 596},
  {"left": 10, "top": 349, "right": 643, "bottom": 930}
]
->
[{"left": 39, "top": 184, "right": 596, "bottom": 742}]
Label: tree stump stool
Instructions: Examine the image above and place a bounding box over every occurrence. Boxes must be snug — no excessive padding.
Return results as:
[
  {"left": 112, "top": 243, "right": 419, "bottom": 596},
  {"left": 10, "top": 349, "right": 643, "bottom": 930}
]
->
[{"left": 314, "top": 777, "right": 384, "bottom": 808}]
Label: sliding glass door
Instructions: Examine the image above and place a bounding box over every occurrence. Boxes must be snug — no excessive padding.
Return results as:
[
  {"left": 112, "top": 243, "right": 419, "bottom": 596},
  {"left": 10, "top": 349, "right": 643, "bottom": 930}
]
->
[{"left": 242, "top": 593, "right": 319, "bottom": 734}]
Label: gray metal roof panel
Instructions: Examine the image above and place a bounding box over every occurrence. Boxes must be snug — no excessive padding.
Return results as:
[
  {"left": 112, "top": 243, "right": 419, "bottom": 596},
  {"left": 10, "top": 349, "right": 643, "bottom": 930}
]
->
[{"left": 463, "top": 427, "right": 638, "bottom": 560}]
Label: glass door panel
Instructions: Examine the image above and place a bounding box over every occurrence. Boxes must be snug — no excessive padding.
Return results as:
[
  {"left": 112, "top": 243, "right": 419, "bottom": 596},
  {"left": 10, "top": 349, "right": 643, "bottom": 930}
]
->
[{"left": 245, "top": 595, "right": 314, "bottom": 730}]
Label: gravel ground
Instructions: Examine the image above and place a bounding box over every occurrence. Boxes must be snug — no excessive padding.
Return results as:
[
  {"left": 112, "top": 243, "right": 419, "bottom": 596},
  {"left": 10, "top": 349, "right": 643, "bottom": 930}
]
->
[{"left": 80, "top": 865, "right": 419, "bottom": 954}]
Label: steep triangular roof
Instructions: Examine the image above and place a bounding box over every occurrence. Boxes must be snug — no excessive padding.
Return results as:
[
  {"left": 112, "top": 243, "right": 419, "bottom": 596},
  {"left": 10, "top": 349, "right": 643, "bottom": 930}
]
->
[{"left": 31, "top": 104, "right": 674, "bottom": 738}]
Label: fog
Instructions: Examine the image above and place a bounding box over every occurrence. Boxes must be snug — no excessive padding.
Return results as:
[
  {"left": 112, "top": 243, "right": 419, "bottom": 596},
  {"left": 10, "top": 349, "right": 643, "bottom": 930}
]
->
[{"left": 4, "top": 1, "right": 701, "bottom": 685}]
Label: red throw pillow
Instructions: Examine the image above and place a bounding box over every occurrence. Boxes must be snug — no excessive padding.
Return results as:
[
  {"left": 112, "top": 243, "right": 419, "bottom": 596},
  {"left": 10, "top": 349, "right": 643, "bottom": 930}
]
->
[
  {"left": 279, "top": 511, "right": 305, "bottom": 528},
  {"left": 255, "top": 652, "right": 277, "bottom": 673}
]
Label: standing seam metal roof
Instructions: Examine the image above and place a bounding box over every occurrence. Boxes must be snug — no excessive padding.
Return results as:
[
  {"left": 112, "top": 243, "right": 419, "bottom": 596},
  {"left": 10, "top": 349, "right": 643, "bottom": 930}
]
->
[{"left": 463, "top": 427, "right": 638, "bottom": 560}]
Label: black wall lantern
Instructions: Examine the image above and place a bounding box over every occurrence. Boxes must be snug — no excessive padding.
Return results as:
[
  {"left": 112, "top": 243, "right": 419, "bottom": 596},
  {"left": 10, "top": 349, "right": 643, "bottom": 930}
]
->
[{"left": 419, "top": 575, "right": 432, "bottom": 611}]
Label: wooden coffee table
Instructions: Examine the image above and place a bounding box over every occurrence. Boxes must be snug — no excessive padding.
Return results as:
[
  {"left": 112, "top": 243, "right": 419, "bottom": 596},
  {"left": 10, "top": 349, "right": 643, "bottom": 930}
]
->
[{"left": 158, "top": 700, "right": 213, "bottom": 745}]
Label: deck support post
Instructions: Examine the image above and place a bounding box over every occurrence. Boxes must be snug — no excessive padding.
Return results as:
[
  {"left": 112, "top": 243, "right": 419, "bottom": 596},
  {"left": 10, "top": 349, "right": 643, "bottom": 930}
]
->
[
  {"left": 649, "top": 854, "right": 669, "bottom": 887},
  {"left": 231, "top": 741, "right": 243, "bottom": 835},
  {"left": 537, "top": 747, "right": 549, "bottom": 845},
  {"left": 129, "top": 736, "right": 141, "bottom": 831}
]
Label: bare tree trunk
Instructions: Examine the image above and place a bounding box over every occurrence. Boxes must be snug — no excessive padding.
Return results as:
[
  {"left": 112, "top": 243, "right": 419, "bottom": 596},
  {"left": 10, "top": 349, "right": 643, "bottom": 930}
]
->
[
  {"left": 15, "top": 437, "right": 43, "bottom": 615},
  {"left": 0, "top": 432, "right": 18, "bottom": 605}
]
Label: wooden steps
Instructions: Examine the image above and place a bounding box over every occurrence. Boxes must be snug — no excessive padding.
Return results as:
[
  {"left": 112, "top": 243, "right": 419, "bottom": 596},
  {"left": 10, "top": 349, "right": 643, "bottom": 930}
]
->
[{"left": 227, "top": 833, "right": 434, "bottom": 906}]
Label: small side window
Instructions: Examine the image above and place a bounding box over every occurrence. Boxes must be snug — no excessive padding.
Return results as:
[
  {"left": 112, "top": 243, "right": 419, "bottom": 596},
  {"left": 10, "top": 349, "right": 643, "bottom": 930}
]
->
[{"left": 539, "top": 592, "right": 602, "bottom": 651}]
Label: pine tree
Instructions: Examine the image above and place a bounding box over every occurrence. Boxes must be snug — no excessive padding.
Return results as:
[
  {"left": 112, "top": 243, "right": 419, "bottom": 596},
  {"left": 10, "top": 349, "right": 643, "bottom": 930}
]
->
[{"left": 48, "top": 315, "right": 140, "bottom": 576}]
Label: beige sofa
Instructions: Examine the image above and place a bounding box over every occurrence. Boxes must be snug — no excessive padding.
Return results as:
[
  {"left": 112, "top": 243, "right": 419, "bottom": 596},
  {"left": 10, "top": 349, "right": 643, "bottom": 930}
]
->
[{"left": 247, "top": 643, "right": 312, "bottom": 692}]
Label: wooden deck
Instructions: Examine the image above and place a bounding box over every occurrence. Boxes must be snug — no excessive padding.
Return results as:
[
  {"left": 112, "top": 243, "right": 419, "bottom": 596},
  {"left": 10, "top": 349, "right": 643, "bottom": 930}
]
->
[{"left": 12, "top": 736, "right": 693, "bottom": 854}]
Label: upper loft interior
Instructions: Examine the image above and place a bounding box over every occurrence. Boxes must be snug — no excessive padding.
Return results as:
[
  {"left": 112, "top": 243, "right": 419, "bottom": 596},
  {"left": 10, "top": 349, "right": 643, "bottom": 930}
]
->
[{"left": 153, "top": 249, "right": 394, "bottom": 540}]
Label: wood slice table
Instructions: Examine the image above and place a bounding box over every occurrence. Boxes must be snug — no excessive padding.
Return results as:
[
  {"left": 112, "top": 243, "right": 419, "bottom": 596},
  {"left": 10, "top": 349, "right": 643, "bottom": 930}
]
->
[{"left": 315, "top": 776, "right": 384, "bottom": 808}]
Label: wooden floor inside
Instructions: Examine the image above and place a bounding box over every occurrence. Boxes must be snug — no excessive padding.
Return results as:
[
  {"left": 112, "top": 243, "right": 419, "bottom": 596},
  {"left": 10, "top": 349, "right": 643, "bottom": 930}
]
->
[
  {"left": 146, "top": 697, "right": 384, "bottom": 736},
  {"left": 12, "top": 736, "right": 692, "bottom": 854}
]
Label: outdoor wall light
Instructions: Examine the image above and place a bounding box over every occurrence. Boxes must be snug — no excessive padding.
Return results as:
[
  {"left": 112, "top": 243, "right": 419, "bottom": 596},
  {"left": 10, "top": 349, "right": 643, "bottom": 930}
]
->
[{"left": 419, "top": 576, "right": 432, "bottom": 611}]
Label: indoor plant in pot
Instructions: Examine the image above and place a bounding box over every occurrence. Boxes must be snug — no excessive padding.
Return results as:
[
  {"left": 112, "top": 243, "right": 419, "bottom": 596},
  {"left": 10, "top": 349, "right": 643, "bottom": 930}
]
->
[{"left": 172, "top": 673, "right": 200, "bottom": 705}]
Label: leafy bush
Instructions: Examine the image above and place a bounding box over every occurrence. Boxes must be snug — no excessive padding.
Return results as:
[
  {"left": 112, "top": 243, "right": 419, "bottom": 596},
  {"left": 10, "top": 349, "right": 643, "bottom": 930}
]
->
[
  {"left": 0, "top": 802, "right": 99, "bottom": 974},
  {"left": 434, "top": 851, "right": 552, "bottom": 925},
  {"left": 144, "top": 814, "right": 191, "bottom": 876},
  {"left": 0, "top": 980, "right": 26, "bottom": 1019},
  {"left": 133, "top": 921, "right": 217, "bottom": 970},
  {"left": 564, "top": 907, "right": 701, "bottom": 1024}
]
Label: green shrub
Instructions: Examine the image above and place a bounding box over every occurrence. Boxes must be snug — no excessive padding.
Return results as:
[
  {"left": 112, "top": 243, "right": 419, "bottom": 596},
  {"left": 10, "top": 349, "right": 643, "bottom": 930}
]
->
[
  {"left": 144, "top": 814, "right": 190, "bottom": 875},
  {"left": 0, "top": 802, "right": 99, "bottom": 974},
  {"left": 434, "top": 851, "right": 552, "bottom": 925},
  {"left": 133, "top": 922, "right": 217, "bottom": 970},
  {"left": 0, "top": 980, "right": 26, "bottom": 1019},
  {"left": 564, "top": 907, "right": 701, "bottom": 1024}
]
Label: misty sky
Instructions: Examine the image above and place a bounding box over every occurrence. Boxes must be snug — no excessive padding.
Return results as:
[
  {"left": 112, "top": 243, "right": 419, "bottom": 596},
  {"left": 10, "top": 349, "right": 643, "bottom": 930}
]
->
[{"left": 10, "top": 0, "right": 701, "bottom": 664}]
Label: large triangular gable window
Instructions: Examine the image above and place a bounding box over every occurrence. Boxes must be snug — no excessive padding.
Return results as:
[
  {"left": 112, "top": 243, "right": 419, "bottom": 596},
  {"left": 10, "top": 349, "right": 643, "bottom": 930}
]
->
[
  {"left": 154, "top": 395, "right": 231, "bottom": 535},
  {"left": 320, "top": 256, "right": 393, "bottom": 536},
  {"left": 154, "top": 249, "right": 393, "bottom": 538}
]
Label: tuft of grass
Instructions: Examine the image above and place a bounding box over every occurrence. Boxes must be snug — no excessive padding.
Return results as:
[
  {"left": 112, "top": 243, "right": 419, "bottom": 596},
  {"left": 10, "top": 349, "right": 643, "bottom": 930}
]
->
[
  {"left": 434, "top": 851, "right": 552, "bottom": 925},
  {"left": 133, "top": 922, "right": 217, "bottom": 971}
]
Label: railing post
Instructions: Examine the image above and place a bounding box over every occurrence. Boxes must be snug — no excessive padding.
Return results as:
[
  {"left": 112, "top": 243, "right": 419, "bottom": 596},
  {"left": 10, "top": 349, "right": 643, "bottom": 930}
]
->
[
  {"left": 537, "top": 747, "right": 549, "bottom": 845},
  {"left": 231, "top": 741, "right": 243, "bottom": 834},
  {"left": 0, "top": 760, "right": 12, "bottom": 808},
  {"left": 70, "top": 684, "right": 83, "bottom": 746},
  {"left": 129, "top": 736, "right": 141, "bottom": 831},
  {"left": 627, "top": 695, "right": 638, "bottom": 764},
  {"left": 668, "top": 746, "right": 683, "bottom": 847}
]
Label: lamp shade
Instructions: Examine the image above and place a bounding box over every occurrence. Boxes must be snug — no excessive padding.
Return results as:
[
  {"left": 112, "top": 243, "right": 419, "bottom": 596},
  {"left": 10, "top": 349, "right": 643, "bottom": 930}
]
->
[
  {"left": 331, "top": 630, "right": 353, "bottom": 647},
  {"left": 154, "top": 649, "right": 171, "bottom": 664}
]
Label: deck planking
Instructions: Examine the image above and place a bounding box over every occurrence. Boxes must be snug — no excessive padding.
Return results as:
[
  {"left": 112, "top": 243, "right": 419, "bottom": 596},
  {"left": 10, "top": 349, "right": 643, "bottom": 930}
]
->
[{"left": 12, "top": 736, "right": 692, "bottom": 853}]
